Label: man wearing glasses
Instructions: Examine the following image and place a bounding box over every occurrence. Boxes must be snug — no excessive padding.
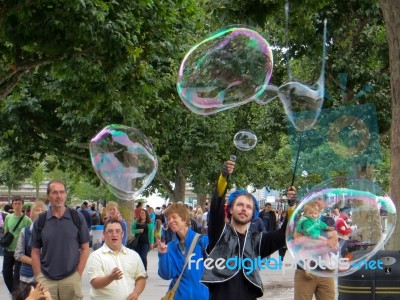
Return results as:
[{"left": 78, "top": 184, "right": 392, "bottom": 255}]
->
[{"left": 87, "top": 219, "right": 146, "bottom": 300}]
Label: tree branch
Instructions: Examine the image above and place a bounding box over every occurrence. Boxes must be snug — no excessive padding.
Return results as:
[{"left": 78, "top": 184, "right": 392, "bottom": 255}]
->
[{"left": 0, "top": 70, "right": 26, "bottom": 101}]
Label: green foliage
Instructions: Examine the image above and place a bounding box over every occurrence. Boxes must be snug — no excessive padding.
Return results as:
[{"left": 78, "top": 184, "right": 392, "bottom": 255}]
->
[{"left": 0, "top": 0, "right": 393, "bottom": 203}]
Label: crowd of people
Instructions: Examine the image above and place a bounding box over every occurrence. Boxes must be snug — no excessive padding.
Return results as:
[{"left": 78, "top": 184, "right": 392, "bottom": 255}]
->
[{"left": 0, "top": 159, "right": 361, "bottom": 300}]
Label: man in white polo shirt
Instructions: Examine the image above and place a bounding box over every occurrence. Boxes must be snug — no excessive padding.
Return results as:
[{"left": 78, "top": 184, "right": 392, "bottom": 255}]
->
[{"left": 87, "top": 219, "right": 146, "bottom": 300}]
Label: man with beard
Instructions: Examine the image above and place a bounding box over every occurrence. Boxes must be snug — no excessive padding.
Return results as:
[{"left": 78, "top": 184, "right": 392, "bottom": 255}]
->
[{"left": 202, "top": 159, "right": 291, "bottom": 300}]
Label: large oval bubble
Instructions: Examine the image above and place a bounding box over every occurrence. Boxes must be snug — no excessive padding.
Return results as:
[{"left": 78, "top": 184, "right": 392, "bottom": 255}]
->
[
  {"left": 286, "top": 177, "right": 396, "bottom": 277},
  {"left": 89, "top": 124, "right": 158, "bottom": 201},
  {"left": 233, "top": 129, "right": 258, "bottom": 151},
  {"left": 177, "top": 25, "right": 273, "bottom": 115}
]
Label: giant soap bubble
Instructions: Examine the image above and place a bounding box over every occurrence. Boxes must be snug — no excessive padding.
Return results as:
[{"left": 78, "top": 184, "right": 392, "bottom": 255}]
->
[
  {"left": 90, "top": 124, "right": 158, "bottom": 201},
  {"left": 286, "top": 177, "right": 396, "bottom": 277},
  {"left": 177, "top": 25, "right": 273, "bottom": 115},
  {"left": 256, "top": 20, "right": 327, "bottom": 131}
]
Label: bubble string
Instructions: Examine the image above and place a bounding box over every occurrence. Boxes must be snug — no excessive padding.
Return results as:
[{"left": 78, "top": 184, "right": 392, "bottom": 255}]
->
[
  {"left": 291, "top": 132, "right": 303, "bottom": 186},
  {"left": 285, "top": 0, "right": 292, "bottom": 81}
]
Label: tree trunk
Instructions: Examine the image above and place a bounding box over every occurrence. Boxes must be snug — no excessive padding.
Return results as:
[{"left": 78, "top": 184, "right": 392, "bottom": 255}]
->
[
  {"left": 380, "top": 0, "right": 400, "bottom": 250},
  {"left": 118, "top": 199, "right": 135, "bottom": 239},
  {"left": 197, "top": 194, "right": 208, "bottom": 209},
  {"left": 172, "top": 166, "right": 186, "bottom": 203}
]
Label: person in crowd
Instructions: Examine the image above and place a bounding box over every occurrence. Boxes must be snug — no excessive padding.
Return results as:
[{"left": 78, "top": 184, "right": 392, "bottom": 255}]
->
[
  {"left": 189, "top": 211, "right": 198, "bottom": 233},
  {"left": 336, "top": 208, "right": 353, "bottom": 257},
  {"left": 201, "top": 160, "right": 290, "bottom": 300},
  {"left": 278, "top": 210, "right": 288, "bottom": 260},
  {"left": 14, "top": 201, "right": 47, "bottom": 287},
  {"left": 78, "top": 201, "right": 92, "bottom": 229},
  {"left": 87, "top": 219, "right": 146, "bottom": 300},
  {"left": 134, "top": 202, "right": 143, "bottom": 220},
  {"left": 336, "top": 208, "right": 352, "bottom": 239},
  {"left": 154, "top": 207, "right": 163, "bottom": 222},
  {"left": 160, "top": 204, "right": 167, "bottom": 224},
  {"left": 195, "top": 208, "right": 203, "bottom": 234},
  {"left": 157, "top": 203, "right": 209, "bottom": 299},
  {"left": 130, "top": 209, "right": 154, "bottom": 274},
  {"left": 292, "top": 193, "right": 338, "bottom": 300},
  {"left": 100, "top": 207, "right": 107, "bottom": 225},
  {"left": 201, "top": 206, "right": 209, "bottom": 234},
  {"left": 258, "top": 202, "right": 277, "bottom": 233},
  {"left": 31, "top": 180, "right": 90, "bottom": 300},
  {"left": 148, "top": 207, "right": 156, "bottom": 229},
  {"left": 331, "top": 206, "right": 340, "bottom": 221},
  {"left": 249, "top": 216, "right": 266, "bottom": 233},
  {"left": 12, "top": 281, "right": 52, "bottom": 300},
  {"left": 104, "top": 201, "right": 128, "bottom": 246},
  {"left": 2, "top": 196, "right": 32, "bottom": 293},
  {"left": 89, "top": 203, "right": 101, "bottom": 226}
]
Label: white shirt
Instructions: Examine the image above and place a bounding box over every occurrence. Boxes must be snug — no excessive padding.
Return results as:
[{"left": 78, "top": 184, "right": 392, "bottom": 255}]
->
[{"left": 87, "top": 244, "right": 146, "bottom": 300}]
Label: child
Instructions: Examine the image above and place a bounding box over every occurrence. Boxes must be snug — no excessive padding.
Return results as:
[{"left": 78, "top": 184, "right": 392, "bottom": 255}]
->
[{"left": 295, "top": 202, "right": 336, "bottom": 271}]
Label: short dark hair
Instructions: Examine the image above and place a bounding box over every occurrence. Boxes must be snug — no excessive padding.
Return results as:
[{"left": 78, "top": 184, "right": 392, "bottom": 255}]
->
[
  {"left": 265, "top": 202, "right": 272, "bottom": 207},
  {"left": 12, "top": 196, "right": 24, "bottom": 205},
  {"left": 47, "top": 180, "right": 67, "bottom": 195},
  {"left": 103, "top": 219, "right": 123, "bottom": 232}
]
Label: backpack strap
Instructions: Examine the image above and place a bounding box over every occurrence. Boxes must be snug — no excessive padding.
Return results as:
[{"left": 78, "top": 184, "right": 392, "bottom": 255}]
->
[
  {"left": 69, "top": 208, "right": 82, "bottom": 241},
  {"left": 37, "top": 211, "right": 46, "bottom": 231},
  {"left": 37, "top": 209, "right": 82, "bottom": 241}
]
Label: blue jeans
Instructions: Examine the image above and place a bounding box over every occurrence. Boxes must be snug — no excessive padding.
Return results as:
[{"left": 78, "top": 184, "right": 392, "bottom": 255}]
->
[
  {"left": 2, "top": 249, "right": 21, "bottom": 293},
  {"left": 135, "top": 242, "right": 150, "bottom": 270}
]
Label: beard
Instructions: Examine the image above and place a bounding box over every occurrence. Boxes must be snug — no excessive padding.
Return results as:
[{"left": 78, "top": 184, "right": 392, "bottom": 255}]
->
[{"left": 231, "top": 213, "right": 252, "bottom": 225}]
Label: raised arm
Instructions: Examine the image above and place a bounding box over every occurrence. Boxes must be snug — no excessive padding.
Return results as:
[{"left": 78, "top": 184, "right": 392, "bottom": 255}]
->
[{"left": 208, "top": 160, "right": 235, "bottom": 252}]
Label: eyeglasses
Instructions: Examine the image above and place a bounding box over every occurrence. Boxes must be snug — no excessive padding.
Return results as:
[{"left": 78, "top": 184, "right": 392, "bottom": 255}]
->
[{"left": 105, "top": 229, "right": 122, "bottom": 235}]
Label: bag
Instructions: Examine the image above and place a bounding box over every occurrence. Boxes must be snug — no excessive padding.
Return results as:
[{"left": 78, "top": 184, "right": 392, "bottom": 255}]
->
[
  {"left": 160, "top": 234, "right": 200, "bottom": 300},
  {"left": 0, "top": 213, "right": 25, "bottom": 248},
  {"left": 0, "top": 232, "right": 14, "bottom": 248},
  {"left": 161, "top": 289, "right": 175, "bottom": 300},
  {"left": 126, "top": 234, "right": 140, "bottom": 251}
]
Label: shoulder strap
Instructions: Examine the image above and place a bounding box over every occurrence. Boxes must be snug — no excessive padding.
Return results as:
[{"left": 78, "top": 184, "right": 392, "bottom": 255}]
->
[
  {"left": 170, "top": 233, "right": 200, "bottom": 293},
  {"left": 38, "top": 211, "right": 47, "bottom": 231},
  {"left": 11, "top": 214, "right": 26, "bottom": 232},
  {"left": 69, "top": 208, "right": 82, "bottom": 241},
  {"left": 69, "top": 208, "right": 82, "bottom": 229}
]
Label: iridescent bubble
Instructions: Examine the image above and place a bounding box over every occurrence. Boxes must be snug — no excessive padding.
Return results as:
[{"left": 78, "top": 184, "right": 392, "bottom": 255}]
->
[
  {"left": 177, "top": 25, "right": 273, "bottom": 115},
  {"left": 89, "top": 124, "right": 158, "bottom": 201},
  {"left": 255, "top": 84, "right": 279, "bottom": 104},
  {"left": 279, "top": 80, "right": 324, "bottom": 131},
  {"left": 233, "top": 129, "right": 258, "bottom": 151},
  {"left": 258, "top": 20, "right": 327, "bottom": 131},
  {"left": 286, "top": 177, "right": 396, "bottom": 278}
]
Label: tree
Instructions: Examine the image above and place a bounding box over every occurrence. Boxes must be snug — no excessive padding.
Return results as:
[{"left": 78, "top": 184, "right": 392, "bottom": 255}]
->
[
  {"left": 379, "top": 0, "right": 400, "bottom": 250},
  {"left": 29, "top": 162, "right": 46, "bottom": 200}
]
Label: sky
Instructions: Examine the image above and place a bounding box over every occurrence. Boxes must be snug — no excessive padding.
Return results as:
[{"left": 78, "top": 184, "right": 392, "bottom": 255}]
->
[{"left": 145, "top": 193, "right": 167, "bottom": 208}]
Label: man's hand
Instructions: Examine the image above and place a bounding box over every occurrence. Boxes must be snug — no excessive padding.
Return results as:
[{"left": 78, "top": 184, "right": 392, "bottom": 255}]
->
[
  {"left": 156, "top": 238, "right": 168, "bottom": 254},
  {"left": 109, "top": 267, "right": 123, "bottom": 281},
  {"left": 222, "top": 160, "right": 235, "bottom": 178}
]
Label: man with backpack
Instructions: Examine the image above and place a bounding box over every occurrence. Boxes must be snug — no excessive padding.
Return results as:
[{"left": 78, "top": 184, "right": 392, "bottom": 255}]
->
[{"left": 30, "top": 180, "right": 90, "bottom": 300}]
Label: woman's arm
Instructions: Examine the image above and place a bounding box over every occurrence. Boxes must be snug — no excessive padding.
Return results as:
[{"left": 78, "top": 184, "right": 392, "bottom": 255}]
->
[
  {"left": 14, "top": 228, "right": 33, "bottom": 265},
  {"left": 130, "top": 220, "right": 140, "bottom": 234}
]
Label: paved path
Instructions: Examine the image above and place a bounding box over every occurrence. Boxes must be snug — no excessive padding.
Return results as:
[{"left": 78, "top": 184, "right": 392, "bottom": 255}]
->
[{"left": 0, "top": 250, "right": 326, "bottom": 299}]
